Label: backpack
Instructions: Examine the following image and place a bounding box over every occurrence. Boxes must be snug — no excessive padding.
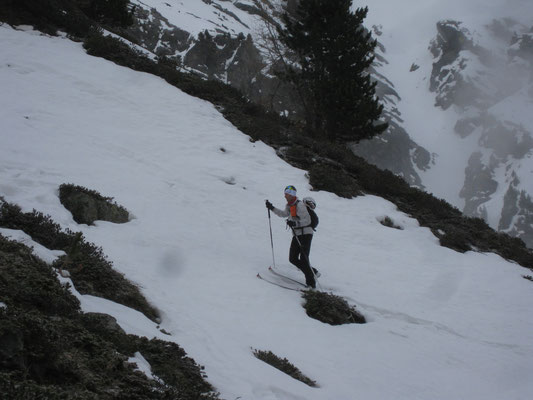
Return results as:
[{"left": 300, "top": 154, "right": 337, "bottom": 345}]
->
[{"left": 302, "top": 197, "right": 319, "bottom": 231}]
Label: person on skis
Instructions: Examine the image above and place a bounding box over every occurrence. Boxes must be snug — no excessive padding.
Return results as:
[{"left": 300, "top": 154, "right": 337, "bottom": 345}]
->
[{"left": 265, "top": 185, "right": 319, "bottom": 288}]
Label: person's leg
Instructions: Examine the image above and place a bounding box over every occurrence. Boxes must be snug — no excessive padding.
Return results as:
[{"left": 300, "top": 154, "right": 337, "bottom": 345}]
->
[
  {"left": 298, "top": 234, "right": 315, "bottom": 287},
  {"left": 289, "top": 235, "right": 315, "bottom": 287},
  {"left": 289, "top": 236, "right": 301, "bottom": 268}
]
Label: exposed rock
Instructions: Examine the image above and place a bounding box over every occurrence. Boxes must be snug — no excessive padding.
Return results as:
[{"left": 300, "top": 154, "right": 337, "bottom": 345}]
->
[
  {"left": 429, "top": 20, "right": 496, "bottom": 110},
  {"left": 460, "top": 152, "right": 498, "bottom": 217},
  {"left": 351, "top": 121, "right": 431, "bottom": 189},
  {"left": 499, "top": 176, "right": 533, "bottom": 248},
  {"left": 499, "top": 173, "right": 521, "bottom": 232},
  {"left": 128, "top": 6, "right": 191, "bottom": 60},
  {"left": 479, "top": 120, "right": 533, "bottom": 159}
]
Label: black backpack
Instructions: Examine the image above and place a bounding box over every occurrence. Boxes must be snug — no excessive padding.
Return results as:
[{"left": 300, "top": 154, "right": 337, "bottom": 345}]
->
[{"left": 302, "top": 197, "right": 319, "bottom": 231}]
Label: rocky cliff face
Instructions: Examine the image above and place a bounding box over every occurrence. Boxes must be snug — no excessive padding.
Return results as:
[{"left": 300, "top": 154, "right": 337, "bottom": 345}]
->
[
  {"left": 124, "top": 1, "right": 302, "bottom": 117},
  {"left": 429, "top": 19, "right": 533, "bottom": 246}
]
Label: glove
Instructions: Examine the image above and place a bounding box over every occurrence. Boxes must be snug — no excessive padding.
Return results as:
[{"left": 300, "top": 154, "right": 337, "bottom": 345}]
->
[
  {"left": 287, "top": 220, "right": 296, "bottom": 228},
  {"left": 265, "top": 200, "right": 274, "bottom": 210}
]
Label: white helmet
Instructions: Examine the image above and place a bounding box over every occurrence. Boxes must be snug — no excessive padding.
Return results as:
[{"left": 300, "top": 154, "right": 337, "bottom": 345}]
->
[{"left": 303, "top": 197, "right": 316, "bottom": 209}]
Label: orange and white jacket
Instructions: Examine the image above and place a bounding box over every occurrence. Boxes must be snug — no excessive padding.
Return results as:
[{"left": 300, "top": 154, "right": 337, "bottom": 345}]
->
[{"left": 272, "top": 199, "right": 313, "bottom": 236}]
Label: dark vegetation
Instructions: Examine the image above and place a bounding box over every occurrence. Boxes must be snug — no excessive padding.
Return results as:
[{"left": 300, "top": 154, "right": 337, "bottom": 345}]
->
[
  {"left": 252, "top": 349, "right": 317, "bottom": 387},
  {"left": 59, "top": 183, "right": 130, "bottom": 225},
  {"left": 278, "top": 1, "right": 387, "bottom": 142},
  {"left": 0, "top": 0, "right": 133, "bottom": 37},
  {"left": 379, "top": 216, "right": 403, "bottom": 230},
  {"left": 0, "top": 198, "right": 159, "bottom": 322},
  {"left": 302, "top": 290, "right": 366, "bottom": 325},
  {"left": 0, "top": 234, "right": 219, "bottom": 400}
]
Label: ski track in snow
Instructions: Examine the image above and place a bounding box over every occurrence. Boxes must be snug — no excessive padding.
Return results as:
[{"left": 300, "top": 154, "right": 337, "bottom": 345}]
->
[{"left": 1, "top": 25, "right": 533, "bottom": 400}]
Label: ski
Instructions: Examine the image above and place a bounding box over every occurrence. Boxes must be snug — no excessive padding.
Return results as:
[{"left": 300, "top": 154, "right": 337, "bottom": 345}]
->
[
  {"left": 268, "top": 266, "right": 307, "bottom": 288},
  {"left": 257, "top": 273, "right": 303, "bottom": 291}
]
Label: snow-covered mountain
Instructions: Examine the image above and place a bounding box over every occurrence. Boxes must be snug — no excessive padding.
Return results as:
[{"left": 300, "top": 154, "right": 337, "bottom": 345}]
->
[
  {"left": 116, "top": 0, "right": 533, "bottom": 247},
  {"left": 354, "top": 0, "right": 533, "bottom": 248},
  {"left": 2, "top": 15, "right": 533, "bottom": 400}
]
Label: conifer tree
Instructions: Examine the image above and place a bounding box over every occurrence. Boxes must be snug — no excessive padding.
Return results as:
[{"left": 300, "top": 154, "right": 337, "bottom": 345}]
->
[{"left": 278, "top": 0, "right": 387, "bottom": 142}]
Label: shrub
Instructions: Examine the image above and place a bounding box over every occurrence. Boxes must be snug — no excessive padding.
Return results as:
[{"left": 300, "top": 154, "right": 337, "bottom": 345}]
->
[
  {"left": 0, "top": 0, "right": 131, "bottom": 38},
  {"left": 0, "top": 234, "right": 80, "bottom": 317},
  {"left": 59, "top": 183, "right": 130, "bottom": 225},
  {"left": 83, "top": 32, "right": 157, "bottom": 73},
  {"left": 302, "top": 290, "right": 366, "bottom": 325},
  {"left": 0, "top": 199, "right": 72, "bottom": 250},
  {"left": 79, "top": 0, "right": 134, "bottom": 28},
  {"left": 308, "top": 163, "right": 362, "bottom": 198},
  {"left": 253, "top": 349, "right": 317, "bottom": 387},
  {"left": 80, "top": 313, "right": 220, "bottom": 399}
]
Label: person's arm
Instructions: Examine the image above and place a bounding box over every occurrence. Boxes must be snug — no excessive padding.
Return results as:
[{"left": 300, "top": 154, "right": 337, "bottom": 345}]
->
[{"left": 272, "top": 204, "right": 290, "bottom": 218}]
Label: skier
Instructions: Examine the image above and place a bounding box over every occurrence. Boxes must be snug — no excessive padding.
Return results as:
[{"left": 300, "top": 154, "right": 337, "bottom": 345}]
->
[{"left": 265, "top": 185, "right": 319, "bottom": 288}]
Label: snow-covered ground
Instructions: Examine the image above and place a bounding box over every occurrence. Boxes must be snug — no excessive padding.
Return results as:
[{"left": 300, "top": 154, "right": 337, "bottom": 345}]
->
[{"left": 1, "top": 25, "right": 533, "bottom": 399}]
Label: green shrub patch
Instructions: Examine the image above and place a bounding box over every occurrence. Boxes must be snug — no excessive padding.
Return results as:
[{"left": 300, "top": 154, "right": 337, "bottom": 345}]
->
[
  {"left": 59, "top": 183, "right": 130, "bottom": 225},
  {"left": 253, "top": 349, "right": 317, "bottom": 387},
  {"left": 302, "top": 290, "right": 366, "bottom": 325},
  {"left": 0, "top": 235, "right": 80, "bottom": 317}
]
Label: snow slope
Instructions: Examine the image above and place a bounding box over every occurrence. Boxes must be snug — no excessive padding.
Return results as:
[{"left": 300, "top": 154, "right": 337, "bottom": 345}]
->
[{"left": 1, "top": 25, "right": 533, "bottom": 399}]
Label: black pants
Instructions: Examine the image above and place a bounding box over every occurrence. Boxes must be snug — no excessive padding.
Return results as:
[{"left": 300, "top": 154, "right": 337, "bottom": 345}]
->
[{"left": 289, "top": 234, "right": 314, "bottom": 287}]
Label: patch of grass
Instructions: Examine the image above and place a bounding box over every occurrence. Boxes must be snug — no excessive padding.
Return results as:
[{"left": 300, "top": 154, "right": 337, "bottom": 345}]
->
[
  {"left": 253, "top": 349, "right": 317, "bottom": 387},
  {"left": 302, "top": 290, "right": 366, "bottom": 325},
  {"left": 379, "top": 216, "right": 403, "bottom": 230}
]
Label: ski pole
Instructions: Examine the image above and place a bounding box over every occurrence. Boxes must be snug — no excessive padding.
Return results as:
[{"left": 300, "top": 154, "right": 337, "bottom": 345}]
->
[
  {"left": 268, "top": 208, "right": 276, "bottom": 268},
  {"left": 290, "top": 226, "right": 321, "bottom": 290}
]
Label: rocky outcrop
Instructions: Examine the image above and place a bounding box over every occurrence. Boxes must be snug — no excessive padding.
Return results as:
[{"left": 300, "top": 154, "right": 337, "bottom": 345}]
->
[
  {"left": 127, "top": 6, "right": 192, "bottom": 59},
  {"left": 460, "top": 152, "right": 497, "bottom": 219},
  {"left": 351, "top": 120, "right": 431, "bottom": 188},
  {"left": 429, "top": 20, "right": 496, "bottom": 110}
]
